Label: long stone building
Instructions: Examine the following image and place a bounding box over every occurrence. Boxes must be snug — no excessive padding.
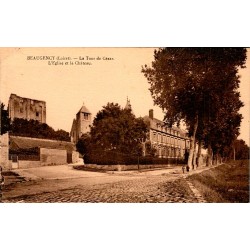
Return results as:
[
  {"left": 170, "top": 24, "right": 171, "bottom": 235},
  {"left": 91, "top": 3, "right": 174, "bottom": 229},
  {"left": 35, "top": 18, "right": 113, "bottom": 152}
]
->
[
  {"left": 144, "top": 109, "right": 190, "bottom": 158},
  {"left": 0, "top": 132, "right": 79, "bottom": 170},
  {"left": 8, "top": 93, "right": 46, "bottom": 123}
]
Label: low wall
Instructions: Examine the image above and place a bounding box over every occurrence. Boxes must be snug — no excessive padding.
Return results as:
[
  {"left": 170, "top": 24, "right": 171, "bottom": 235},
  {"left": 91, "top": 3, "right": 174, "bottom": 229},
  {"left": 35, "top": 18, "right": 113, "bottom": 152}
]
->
[
  {"left": 83, "top": 164, "right": 176, "bottom": 171},
  {"left": 18, "top": 160, "right": 42, "bottom": 169},
  {"left": 0, "top": 132, "right": 10, "bottom": 169},
  {"left": 72, "top": 151, "right": 80, "bottom": 163},
  {"left": 40, "top": 148, "right": 67, "bottom": 166}
]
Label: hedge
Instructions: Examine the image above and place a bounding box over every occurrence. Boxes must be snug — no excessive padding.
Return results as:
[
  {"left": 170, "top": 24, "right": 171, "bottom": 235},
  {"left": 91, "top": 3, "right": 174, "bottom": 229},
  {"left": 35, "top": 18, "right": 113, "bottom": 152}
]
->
[{"left": 84, "top": 150, "right": 186, "bottom": 165}]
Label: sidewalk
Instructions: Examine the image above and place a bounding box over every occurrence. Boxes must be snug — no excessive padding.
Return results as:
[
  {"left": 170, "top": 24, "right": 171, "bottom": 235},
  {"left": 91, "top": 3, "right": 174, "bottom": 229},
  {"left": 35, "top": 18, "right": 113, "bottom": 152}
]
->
[
  {"left": 12, "top": 164, "right": 108, "bottom": 181},
  {"left": 11, "top": 163, "right": 212, "bottom": 181}
]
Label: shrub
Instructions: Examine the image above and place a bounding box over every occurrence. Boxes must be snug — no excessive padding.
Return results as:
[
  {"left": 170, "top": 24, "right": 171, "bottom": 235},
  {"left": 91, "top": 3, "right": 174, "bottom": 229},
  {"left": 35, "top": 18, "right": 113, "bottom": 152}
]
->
[{"left": 84, "top": 149, "right": 185, "bottom": 165}]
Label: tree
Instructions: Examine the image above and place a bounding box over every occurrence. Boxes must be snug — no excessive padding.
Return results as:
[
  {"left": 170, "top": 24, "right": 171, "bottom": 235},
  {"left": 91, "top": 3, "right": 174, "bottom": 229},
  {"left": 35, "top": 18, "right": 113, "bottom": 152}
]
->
[
  {"left": 0, "top": 103, "right": 10, "bottom": 135},
  {"left": 232, "top": 139, "right": 249, "bottom": 160},
  {"left": 54, "top": 129, "right": 71, "bottom": 141},
  {"left": 145, "top": 141, "right": 157, "bottom": 156},
  {"left": 10, "top": 118, "right": 70, "bottom": 141},
  {"left": 142, "top": 48, "right": 247, "bottom": 169},
  {"left": 76, "top": 133, "right": 91, "bottom": 156},
  {"left": 90, "top": 102, "right": 148, "bottom": 155}
]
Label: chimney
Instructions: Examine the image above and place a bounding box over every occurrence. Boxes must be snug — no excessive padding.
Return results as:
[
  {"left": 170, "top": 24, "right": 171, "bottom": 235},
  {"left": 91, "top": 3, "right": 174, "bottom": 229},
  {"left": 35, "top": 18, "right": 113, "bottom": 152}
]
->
[{"left": 149, "top": 109, "right": 154, "bottom": 119}]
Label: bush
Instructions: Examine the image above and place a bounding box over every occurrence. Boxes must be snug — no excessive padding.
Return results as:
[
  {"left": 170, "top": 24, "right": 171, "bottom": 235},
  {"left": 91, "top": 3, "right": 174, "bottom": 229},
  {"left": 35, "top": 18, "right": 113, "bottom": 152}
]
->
[{"left": 84, "top": 149, "right": 185, "bottom": 165}]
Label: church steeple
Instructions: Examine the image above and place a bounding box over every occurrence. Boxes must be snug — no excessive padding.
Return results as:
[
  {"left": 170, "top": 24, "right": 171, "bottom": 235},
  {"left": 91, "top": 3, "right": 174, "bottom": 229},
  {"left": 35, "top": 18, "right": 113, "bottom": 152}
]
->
[
  {"left": 125, "top": 96, "right": 132, "bottom": 110},
  {"left": 78, "top": 101, "right": 91, "bottom": 114},
  {"left": 71, "top": 101, "right": 92, "bottom": 144}
]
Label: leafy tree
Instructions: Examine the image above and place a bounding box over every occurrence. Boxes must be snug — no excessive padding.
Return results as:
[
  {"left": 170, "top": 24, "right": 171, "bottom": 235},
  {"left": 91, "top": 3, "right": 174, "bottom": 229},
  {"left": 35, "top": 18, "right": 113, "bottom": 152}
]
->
[
  {"left": 0, "top": 103, "right": 10, "bottom": 135},
  {"left": 76, "top": 133, "right": 91, "bottom": 156},
  {"left": 54, "top": 129, "right": 71, "bottom": 141},
  {"left": 90, "top": 102, "right": 148, "bottom": 155},
  {"left": 10, "top": 118, "right": 70, "bottom": 141},
  {"left": 142, "top": 48, "right": 247, "bottom": 169},
  {"left": 145, "top": 141, "right": 157, "bottom": 156},
  {"left": 232, "top": 139, "right": 249, "bottom": 160},
  {"left": 75, "top": 103, "right": 148, "bottom": 164}
]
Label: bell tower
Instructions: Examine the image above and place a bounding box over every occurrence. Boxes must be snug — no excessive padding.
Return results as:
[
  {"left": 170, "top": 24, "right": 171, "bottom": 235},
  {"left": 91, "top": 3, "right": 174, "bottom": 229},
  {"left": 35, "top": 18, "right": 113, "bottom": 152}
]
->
[
  {"left": 71, "top": 102, "right": 92, "bottom": 143},
  {"left": 78, "top": 102, "right": 92, "bottom": 136}
]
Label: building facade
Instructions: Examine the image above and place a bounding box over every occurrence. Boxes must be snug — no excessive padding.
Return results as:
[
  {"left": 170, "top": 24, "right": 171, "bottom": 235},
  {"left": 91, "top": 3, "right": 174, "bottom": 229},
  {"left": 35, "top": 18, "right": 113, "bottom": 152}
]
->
[
  {"left": 144, "top": 109, "right": 190, "bottom": 158},
  {"left": 70, "top": 102, "right": 92, "bottom": 144},
  {"left": 8, "top": 93, "right": 46, "bottom": 123}
]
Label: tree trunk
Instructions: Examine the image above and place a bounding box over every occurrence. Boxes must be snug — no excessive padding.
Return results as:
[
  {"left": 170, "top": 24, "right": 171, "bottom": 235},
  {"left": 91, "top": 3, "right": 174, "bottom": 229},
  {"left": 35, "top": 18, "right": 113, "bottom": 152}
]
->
[
  {"left": 197, "top": 140, "right": 202, "bottom": 168},
  {"left": 187, "top": 114, "right": 198, "bottom": 170},
  {"left": 219, "top": 154, "right": 222, "bottom": 164},
  {"left": 206, "top": 143, "right": 213, "bottom": 167},
  {"left": 214, "top": 153, "right": 218, "bottom": 166},
  {"left": 192, "top": 140, "right": 197, "bottom": 170}
]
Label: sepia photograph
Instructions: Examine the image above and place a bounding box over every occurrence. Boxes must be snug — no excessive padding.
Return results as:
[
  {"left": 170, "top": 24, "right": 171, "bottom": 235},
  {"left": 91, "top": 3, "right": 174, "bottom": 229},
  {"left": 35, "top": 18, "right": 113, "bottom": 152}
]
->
[
  {"left": 1, "top": 1, "right": 250, "bottom": 250},
  {"left": 0, "top": 47, "right": 249, "bottom": 203}
]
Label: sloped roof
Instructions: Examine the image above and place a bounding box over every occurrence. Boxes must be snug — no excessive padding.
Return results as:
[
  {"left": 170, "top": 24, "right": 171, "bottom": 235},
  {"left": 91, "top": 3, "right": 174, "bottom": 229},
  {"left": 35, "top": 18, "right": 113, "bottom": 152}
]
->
[
  {"left": 143, "top": 115, "right": 187, "bottom": 138},
  {"left": 10, "top": 136, "right": 76, "bottom": 152},
  {"left": 77, "top": 103, "right": 91, "bottom": 114}
]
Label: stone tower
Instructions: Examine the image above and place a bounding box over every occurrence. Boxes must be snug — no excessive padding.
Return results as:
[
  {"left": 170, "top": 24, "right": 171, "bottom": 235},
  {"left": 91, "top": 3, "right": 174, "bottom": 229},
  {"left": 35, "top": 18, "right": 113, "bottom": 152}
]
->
[
  {"left": 8, "top": 93, "right": 46, "bottom": 123},
  {"left": 70, "top": 102, "right": 92, "bottom": 143}
]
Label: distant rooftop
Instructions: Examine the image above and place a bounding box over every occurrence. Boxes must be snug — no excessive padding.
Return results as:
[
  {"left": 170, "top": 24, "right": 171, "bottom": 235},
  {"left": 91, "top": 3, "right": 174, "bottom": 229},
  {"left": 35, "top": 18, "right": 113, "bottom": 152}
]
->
[
  {"left": 143, "top": 115, "right": 188, "bottom": 138},
  {"left": 10, "top": 136, "right": 76, "bottom": 152}
]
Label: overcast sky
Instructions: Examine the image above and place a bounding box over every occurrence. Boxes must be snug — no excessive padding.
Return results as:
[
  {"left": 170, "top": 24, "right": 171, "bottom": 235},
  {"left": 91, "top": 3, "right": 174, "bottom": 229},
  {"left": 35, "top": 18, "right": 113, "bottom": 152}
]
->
[{"left": 0, "top": 48, "right": 249, "bottom": 145}]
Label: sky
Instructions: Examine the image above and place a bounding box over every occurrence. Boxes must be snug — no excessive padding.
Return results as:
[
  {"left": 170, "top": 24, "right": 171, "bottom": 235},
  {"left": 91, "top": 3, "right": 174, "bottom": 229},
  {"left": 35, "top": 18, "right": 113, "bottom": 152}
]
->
[{"left": 0, "top": 48, "right": 249, "bottom": 145}]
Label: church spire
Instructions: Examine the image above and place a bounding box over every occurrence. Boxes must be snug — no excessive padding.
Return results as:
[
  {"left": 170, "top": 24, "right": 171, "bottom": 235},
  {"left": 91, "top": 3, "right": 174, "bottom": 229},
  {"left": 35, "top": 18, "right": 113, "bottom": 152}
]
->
[{"left": 124, "top": 96, "right": 132, "bottom": 110}]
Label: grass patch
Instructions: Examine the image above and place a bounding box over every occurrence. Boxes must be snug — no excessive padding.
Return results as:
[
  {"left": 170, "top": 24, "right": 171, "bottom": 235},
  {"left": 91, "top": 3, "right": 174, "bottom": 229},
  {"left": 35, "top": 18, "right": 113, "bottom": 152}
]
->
[
  {"left": 163, "top": 178, "right": 197, "bottom": 200},
  {"left": 187, "top": 160, "right": 249, "bottom": 203}
]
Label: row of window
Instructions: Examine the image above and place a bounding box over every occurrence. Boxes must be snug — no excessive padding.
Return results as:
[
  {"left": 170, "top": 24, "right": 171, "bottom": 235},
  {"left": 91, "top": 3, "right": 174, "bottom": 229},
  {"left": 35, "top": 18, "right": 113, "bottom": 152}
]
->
[
  {"left": 155, "top": 124, "right": 181, "bottom": 137},
  {"left": 154, "top": 145, "right": 185, "bottom": 158},
  {"left": 151, "top": 131, "right": 186, "bottom": 147}
]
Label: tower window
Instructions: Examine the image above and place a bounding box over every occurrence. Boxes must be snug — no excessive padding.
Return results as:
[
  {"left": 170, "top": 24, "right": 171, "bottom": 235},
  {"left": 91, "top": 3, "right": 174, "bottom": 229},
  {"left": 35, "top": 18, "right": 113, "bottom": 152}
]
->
[
  {"left": 36, "top": 112, "right": 39, "bottom": 117},
  {"left": 84, "top": 113, "right": 88, "bottom": 120}
]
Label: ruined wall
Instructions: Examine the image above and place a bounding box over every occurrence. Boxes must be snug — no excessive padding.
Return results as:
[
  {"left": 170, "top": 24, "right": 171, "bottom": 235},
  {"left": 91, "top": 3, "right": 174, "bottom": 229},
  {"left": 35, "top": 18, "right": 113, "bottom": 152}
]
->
[
  {"left": 40, "top": 148, "right": 67, "bottom": 166},
  {"left": 8, "top": 94, "right": 46, "bottom": 123}
]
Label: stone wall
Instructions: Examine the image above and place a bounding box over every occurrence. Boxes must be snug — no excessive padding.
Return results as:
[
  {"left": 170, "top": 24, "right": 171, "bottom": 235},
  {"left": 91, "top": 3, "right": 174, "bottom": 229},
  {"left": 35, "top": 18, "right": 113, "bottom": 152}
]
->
[
  {"left": 40, "top": 148, "right": 67, "bottom": 166},
  {"left": 82, "top": 164, "right": 177, "bottom": 171},
  {"left": 18, "top": 160, "right": 41, "bottom": 169},
  {"left": 0, "top": 132, "right": 11, "bottom": 169},
  {"left": 72, "top": 151, "right": 80, "bottom": 163}
]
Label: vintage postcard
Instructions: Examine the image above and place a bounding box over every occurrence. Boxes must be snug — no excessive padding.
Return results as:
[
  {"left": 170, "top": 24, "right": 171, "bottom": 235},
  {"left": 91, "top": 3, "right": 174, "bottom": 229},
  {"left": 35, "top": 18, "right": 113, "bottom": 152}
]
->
[{"left": 0, "top": 48, "right": 249, "bottom": 203}]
